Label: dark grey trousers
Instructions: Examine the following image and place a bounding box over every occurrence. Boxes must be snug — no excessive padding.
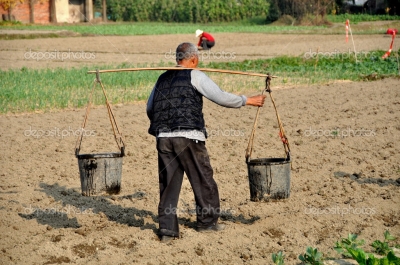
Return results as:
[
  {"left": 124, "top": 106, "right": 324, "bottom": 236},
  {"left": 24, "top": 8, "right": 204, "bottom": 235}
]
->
[
  {"left": 156, "top": 137, "right": 220, "bottom": 237},
  {"left": 201, "top": 40, "right": 215, "bottom": 50}
]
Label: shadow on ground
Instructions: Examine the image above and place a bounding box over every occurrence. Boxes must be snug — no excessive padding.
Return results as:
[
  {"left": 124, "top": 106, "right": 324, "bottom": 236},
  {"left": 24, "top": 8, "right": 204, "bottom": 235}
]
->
[
  {"left": 18, "top": 182, "right": 260, "bottom": 232},
  {"left": 334, "top": 171, "right": 400, "bottom": 187}
]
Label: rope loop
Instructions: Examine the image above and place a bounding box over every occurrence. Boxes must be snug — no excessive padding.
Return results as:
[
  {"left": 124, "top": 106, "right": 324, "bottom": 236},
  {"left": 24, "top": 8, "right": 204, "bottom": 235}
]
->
[{"left": 75, "top": 70, "right": 125, "bottom": 157}]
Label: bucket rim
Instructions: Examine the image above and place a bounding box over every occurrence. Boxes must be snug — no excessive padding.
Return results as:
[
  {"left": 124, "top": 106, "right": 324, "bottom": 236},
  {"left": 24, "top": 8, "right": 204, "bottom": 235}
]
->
[
  {"left": 247, "top": 157, "right": 291, "bottom": 165},
  {"left": 77, "top": 152, "right": 124, "bottom": 159}
]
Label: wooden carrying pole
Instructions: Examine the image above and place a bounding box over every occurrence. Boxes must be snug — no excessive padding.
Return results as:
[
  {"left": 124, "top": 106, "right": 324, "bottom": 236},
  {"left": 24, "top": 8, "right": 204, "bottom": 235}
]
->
[{"left": 87, "top": 67, "right": 278, "bottom": 78}]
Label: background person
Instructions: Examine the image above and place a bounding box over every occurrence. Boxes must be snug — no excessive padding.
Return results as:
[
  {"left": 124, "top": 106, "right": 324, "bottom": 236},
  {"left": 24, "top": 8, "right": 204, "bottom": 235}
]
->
[
  {"left": 147, "top": 42, "right": 266, "bottom": 242},
  {"left": 196, "top": 29, "right": 215, "bottom": 50}
]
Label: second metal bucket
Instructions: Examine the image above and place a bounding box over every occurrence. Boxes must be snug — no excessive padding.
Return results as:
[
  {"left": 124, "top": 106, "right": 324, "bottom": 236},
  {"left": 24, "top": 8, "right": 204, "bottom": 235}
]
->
[{"left": 247, "top": 157, "right": 291, "bottom": 201}]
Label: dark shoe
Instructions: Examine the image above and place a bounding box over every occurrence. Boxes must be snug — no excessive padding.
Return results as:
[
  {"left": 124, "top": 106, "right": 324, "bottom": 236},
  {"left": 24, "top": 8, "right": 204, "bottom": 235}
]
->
[
  {"left": 197, "top": 223, "right": 226, "bottom": 233},
  {"left": 160, "top": 235, "right": 177, "bottom": 243},
  {"left": 159, "top": 228, "right": 178, "bottom": 237}
]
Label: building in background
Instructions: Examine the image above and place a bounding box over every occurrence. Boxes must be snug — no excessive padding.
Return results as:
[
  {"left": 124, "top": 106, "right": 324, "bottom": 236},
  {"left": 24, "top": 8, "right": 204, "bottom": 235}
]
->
[
  {"left": 0, "top": 0, "right": 93, "bottom": 24},
  {"left": 344, "top": 0, "right": 387, "bottom": 14}
]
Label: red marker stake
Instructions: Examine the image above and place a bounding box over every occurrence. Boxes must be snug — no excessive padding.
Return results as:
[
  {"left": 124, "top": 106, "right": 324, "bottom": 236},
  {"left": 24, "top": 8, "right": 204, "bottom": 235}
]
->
[{"left": 382, "top": 32, "right": 396, "bottom": 59}]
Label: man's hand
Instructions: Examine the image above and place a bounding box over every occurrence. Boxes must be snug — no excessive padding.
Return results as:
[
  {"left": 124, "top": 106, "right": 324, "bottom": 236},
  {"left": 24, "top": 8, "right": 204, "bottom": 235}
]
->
[{"left": 246, "top": 95, "right": 266, "bottom": 107}]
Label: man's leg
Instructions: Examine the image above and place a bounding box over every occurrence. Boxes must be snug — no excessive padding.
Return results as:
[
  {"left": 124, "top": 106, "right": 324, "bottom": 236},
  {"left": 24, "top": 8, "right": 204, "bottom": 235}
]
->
[
  {"left": 172, "top": 138, "right": 220, "bottom": 228},
  {"left": 157, "top": 137, "right": 184, "bottom": 237}
]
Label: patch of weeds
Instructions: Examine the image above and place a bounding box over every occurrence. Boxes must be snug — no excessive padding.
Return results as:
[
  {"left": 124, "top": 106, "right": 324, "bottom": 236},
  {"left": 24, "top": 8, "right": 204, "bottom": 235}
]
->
[
  {"left": 346, "top": 248, "right": 400, "bottom": 265},
  {"left": 334, "top": 233, "right": 365, "bottom": 258},
  {"left": 299, "top": 246, "right": 324, "bottom": 265},
  {"left": 0, "top": 20, "right": 22, "bottom": 26},
  {"left": 272, "top": 251, "right": 285, "bottom": 265},
  {"left": 0, "top": 33, "right": 60, "bottom": 40},
  {"left": 371, "top": 230, "right": 397, "bottom": 256},
  {"left": 334, "top": 231, "right": 400, "bottom": 265}
]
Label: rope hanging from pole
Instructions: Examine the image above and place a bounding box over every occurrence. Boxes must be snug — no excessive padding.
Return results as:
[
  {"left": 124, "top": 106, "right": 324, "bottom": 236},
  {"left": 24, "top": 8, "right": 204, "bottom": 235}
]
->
[
  {"left": 75, "top": 70, "right": 125, "bottom": 157},
  {"left": 245, "top": 73, "right": 291, "bottom": 163}
]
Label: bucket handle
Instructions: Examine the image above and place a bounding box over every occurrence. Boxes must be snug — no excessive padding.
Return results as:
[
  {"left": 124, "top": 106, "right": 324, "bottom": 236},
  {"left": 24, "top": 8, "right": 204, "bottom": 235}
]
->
[
  {"left": 245, "top": 73, "right": 291, "bottom": 163},
  {"left": 75, "top": 70, "right": 125, "bottom": 157}
]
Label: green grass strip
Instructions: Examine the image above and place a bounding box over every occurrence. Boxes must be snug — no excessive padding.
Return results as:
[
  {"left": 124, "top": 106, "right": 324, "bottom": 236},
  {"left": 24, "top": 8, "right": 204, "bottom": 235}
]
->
[
  {"left": 1, "top": 14, "right": 400, "bottom": 37},
  {"left": 1, "top": 50, "right": 399, "bottom": 114},
  {"left": 0, "top": 22, "right": 326, "bottom": 36},
  {"left": 0, "top": 64, "right": 164, "bottom": 113},
  {"left": 326, "top": 14, "right": 400, "bottom": 24},
  {"left": 207, "top": 50, "right": 400, "bottom": 82}
]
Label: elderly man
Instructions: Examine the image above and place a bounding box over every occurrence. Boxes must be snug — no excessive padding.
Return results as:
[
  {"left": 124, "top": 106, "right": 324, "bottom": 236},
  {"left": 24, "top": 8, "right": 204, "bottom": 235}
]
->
[{"left": 146, "top": 42, "right": 266, "bottom": 242}]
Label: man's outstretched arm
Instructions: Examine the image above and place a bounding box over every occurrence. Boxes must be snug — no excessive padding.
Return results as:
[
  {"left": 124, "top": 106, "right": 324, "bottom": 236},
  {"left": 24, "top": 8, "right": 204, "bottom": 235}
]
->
[{"left": 245, "top": 95, "right": 266, "bottom": 107}]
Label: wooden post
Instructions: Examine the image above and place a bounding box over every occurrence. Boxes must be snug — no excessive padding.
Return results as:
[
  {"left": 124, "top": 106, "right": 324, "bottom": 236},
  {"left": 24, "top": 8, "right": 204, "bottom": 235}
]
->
[{"left": 102, "top": 0, "right": 107, "bottom": 22}]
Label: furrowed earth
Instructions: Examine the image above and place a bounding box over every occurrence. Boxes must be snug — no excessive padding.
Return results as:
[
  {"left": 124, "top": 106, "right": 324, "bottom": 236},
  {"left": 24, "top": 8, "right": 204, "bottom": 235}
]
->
[{"left": 0, "top": 28, "right": 399, "bottom": 265}]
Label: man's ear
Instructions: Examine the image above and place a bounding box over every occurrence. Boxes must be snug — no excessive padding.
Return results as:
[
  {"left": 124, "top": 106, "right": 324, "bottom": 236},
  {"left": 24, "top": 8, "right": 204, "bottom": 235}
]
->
[{"left": 191, "top": 56, "right": 199, "bottom": 67}]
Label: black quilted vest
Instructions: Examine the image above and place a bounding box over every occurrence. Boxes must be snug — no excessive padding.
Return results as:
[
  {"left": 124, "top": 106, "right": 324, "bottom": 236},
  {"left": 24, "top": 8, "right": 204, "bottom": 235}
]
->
[{"left": 148, "top": 70, "right": 206, "bottom": 137}]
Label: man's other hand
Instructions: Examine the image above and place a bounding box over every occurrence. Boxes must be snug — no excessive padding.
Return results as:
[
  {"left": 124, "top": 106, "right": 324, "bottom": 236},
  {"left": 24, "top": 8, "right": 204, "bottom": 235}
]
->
[{"left": 246, "top": 95, "right": 267, "bottom": 107}]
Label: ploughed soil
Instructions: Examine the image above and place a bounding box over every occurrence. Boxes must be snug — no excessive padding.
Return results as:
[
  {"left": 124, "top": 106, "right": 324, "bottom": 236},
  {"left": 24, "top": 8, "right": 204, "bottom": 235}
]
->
[
  {"left": 0, "top": 30, "right": 397, "bottom": 70},
  {"left": 0, "top": 29, "right": 399, "bottom": 264}
]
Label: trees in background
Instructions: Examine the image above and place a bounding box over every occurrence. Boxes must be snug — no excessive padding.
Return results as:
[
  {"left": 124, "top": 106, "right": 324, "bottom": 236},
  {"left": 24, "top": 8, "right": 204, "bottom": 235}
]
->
[
  {"left": 267, "top": 0, "right": 338, "bottom": 23},
  {"left": 0, "top": 0, "right": 24, "bottom": 20},
  {"left": 104, "top": 0, "right": 269, "bottom": 22},
  {"left": 98, "top": 0, "right": 398, "bottom": 23}
]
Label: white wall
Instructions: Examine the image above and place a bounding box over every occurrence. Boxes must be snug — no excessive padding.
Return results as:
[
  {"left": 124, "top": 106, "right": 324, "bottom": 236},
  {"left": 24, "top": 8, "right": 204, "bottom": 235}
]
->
[{"left": 55, "top": 0, "right": 69, "bottom": 23}]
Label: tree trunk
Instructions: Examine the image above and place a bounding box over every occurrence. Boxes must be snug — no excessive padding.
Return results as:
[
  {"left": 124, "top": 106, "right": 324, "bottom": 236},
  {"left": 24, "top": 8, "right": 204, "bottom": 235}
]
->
[
  {"left": 7, "top": 7, "right": 12, "bottom": 21},
  {"left": 85, "top": 0, "right": 93, "bottom": 22},
  {"left": 30, "top": 0, "right": 35, "bottom": 24},
  {"left": 102, "top": 0, "right": 107, "bottom": 22},
  {"left": 50, "top": 0, "right": 57, "bottom": 23}
]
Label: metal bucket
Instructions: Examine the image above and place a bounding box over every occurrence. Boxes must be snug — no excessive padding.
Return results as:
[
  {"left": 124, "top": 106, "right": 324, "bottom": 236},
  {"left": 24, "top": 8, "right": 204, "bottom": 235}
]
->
[
  {"left": 77, "top": 152, "right": 123, "bottom": 196},
  {"left": 247, "top": 158, "right": 291, "bottom": 201}
]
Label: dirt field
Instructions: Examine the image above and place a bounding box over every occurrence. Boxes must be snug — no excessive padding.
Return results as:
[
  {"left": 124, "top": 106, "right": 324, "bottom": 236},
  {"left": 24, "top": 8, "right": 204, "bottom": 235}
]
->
[
  {"left": 0, "top": 31, "right": 399, "bottom": 265},
  {"left": 0, "top": 31, "right": 397, "bottom": 70}
]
